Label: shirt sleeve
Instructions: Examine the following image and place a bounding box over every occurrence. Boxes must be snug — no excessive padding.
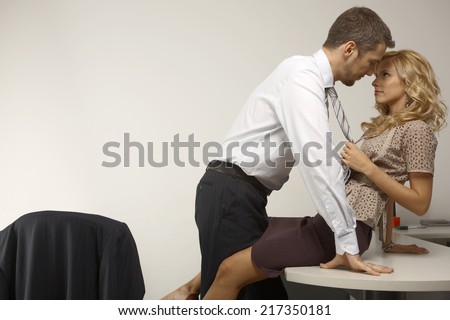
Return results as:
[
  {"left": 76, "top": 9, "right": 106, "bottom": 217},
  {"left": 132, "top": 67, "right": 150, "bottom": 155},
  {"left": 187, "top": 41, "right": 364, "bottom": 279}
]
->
[
  {"left": 403, "top": 121, "right": 437, "bottom": 175},
  {"left": 276, "top": 69, "right": 359, "bottom": 255}
]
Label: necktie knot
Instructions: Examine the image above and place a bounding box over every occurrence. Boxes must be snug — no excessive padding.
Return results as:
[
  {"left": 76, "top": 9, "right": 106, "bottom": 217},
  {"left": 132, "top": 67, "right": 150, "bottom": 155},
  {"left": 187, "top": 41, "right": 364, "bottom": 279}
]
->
[{"left": 326, "top": 87, "right": 338, "bottom": 99}]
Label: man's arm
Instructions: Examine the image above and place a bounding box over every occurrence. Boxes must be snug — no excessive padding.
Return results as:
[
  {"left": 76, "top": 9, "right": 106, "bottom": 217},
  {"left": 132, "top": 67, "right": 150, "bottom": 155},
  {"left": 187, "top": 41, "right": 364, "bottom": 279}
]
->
[
  {"left": 276, "top": 69, "right": 394, "bottom": 275},
  {"left": 276, "top": 69, "right": 358, "bottom": 255}
]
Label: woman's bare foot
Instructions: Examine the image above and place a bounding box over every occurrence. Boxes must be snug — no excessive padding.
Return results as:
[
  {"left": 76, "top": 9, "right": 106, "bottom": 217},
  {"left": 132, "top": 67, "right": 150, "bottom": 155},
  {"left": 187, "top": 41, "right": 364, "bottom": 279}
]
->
[
  {"left": 160, "top": 273, "right": 201, "bottom": 300},
  {"left": 161, "top": 286, "right": 199, "bottom": 300}
]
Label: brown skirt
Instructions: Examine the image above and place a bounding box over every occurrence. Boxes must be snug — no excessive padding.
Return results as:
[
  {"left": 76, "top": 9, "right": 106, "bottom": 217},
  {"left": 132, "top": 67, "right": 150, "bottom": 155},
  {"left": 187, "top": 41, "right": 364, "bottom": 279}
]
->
[{"left": 251, "top": 214, "right": 372, "bottom": 278}]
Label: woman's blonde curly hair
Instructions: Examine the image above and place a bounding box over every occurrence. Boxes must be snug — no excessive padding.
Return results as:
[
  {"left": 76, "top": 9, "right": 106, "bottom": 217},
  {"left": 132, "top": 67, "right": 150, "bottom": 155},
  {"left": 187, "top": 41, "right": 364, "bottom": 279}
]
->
[{"left": 362, "top": 50, "right": 447, "bottom": 138}]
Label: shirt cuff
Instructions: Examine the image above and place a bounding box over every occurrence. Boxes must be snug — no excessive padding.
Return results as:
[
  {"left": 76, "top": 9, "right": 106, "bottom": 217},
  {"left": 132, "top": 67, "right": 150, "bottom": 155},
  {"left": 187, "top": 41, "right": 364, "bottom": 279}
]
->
[{"left": 334, "top": 230, "right": 359, "bottom": 255}]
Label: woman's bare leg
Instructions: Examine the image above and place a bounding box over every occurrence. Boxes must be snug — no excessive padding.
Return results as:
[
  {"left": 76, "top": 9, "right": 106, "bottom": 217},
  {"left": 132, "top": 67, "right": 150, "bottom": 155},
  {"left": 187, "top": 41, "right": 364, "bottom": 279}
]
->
[
  {"left": 203, "top": 246, "right": 268, "bottom": 300},
  {"left": 161, "top": 272, "right": 201, "bottom": 300}
]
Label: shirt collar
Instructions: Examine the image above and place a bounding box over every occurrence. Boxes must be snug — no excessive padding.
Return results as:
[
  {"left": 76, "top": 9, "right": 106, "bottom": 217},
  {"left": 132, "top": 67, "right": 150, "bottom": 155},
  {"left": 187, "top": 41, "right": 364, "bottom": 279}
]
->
[{"left": 313, "top": 49, "right": 334, "bottom": 89}]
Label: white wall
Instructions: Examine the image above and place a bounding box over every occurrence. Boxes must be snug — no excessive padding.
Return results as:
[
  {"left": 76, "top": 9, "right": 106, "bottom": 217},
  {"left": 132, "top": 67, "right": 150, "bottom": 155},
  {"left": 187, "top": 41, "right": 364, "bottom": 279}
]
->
[{"left": 0, "top": 0, "right": 449, "bottom": 299}]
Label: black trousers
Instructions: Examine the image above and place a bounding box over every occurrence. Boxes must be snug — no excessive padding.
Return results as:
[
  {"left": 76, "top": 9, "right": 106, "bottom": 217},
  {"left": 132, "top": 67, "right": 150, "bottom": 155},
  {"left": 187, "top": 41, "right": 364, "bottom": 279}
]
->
[{"left": 195, "top": 169, "right": 288, "bottom": 299}]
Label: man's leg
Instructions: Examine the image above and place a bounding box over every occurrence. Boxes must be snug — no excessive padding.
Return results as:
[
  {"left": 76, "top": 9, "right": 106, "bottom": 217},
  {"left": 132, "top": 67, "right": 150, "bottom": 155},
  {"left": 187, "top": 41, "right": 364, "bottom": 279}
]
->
[{"left": 195, "top": 170, "right": 287, "bottom": 299}]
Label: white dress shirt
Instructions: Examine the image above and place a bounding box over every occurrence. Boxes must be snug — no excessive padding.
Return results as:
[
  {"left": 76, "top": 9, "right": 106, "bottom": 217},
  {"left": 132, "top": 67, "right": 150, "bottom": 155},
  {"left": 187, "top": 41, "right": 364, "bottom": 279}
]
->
[{"left": 217, "top": 49, "right": 359, "bottom": 255}]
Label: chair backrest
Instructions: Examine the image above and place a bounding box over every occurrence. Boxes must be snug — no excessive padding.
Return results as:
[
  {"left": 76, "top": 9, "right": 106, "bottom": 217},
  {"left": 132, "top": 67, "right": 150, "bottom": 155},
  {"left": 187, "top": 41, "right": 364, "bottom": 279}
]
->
[{"left": 0, "top": 210, "right": 145, "bottom": 299}]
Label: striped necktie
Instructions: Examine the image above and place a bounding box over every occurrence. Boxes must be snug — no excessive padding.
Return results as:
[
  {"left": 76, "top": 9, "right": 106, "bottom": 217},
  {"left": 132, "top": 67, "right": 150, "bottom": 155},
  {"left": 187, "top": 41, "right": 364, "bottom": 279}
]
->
[
  {"left": 325, "top": 87, "right": 353, "bottom": 142},
  {"left": 325, "top": 87, "right": 352, "bottom": 182}
]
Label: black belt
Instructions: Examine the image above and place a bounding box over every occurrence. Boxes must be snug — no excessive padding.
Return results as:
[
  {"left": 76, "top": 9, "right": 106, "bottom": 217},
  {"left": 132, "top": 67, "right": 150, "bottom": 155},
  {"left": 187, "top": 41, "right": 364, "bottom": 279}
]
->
[{"left": 206, "top": 160, "right": 272, "bottom": 196}]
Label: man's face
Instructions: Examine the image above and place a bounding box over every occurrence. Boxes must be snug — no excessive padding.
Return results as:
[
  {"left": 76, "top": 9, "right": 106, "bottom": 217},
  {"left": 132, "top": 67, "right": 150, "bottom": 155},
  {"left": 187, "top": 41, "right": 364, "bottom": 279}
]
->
[{"left": 341, "top": 43, "right": 387, "bottom": 87}]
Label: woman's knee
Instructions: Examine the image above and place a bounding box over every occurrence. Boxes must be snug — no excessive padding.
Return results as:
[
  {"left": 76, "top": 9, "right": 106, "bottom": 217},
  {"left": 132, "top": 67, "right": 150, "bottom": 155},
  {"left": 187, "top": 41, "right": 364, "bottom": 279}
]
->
[{"left": 215, "top": 256, "right": 238, "bottom": 283}]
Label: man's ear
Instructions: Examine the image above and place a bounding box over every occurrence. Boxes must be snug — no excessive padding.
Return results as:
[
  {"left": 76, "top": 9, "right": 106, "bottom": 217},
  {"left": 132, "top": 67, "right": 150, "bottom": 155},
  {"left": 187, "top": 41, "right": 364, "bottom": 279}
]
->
[{"left": 343, "top": 41, "right": 357, "bottom": 59}]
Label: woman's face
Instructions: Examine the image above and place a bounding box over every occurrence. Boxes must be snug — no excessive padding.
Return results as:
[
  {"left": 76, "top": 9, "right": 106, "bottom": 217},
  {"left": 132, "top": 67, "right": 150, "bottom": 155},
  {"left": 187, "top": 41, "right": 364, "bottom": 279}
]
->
[{"left": 372, "top": 58, "right": 408, "bottom": 114}]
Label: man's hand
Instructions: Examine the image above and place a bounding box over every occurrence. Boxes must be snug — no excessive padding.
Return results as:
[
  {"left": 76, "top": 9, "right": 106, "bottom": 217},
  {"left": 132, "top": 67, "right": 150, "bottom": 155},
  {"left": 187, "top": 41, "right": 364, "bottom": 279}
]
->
[{"left": 320, "top": 253, "right": 394, "bottom": 276}]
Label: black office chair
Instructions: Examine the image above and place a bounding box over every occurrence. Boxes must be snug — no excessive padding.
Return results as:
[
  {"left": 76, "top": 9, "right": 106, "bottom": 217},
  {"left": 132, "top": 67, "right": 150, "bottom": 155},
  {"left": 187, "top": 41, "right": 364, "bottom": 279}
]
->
[{"left": 0, "top": 210, "right": 145, "bottom": 299}]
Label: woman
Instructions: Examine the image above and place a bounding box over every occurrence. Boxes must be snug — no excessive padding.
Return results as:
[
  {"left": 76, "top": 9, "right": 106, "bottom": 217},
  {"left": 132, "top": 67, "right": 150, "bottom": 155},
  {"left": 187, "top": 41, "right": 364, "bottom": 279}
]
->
[{"left": 163, "top": 49, "right": 447, "bottom": 300}]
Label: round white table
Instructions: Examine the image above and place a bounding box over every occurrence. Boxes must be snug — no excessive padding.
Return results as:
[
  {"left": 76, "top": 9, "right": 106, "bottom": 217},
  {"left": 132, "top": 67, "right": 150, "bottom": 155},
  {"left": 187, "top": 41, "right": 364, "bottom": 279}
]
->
[{"left": 285, "top": 230, "right": 450, "bottom": 298}]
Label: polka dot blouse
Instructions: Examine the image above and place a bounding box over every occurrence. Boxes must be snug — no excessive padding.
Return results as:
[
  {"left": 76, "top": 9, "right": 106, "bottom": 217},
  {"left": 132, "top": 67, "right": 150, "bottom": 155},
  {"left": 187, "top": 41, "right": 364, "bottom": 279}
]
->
[{"left": 345, "top": 119, "right": 437, "bottom": 231}]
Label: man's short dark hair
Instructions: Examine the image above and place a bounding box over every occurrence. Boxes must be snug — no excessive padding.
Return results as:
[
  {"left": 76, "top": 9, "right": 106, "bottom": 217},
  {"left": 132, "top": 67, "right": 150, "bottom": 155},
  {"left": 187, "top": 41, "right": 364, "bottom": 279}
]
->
[{"left": 323, "top": 7, "right": 395, "bottom": 54}]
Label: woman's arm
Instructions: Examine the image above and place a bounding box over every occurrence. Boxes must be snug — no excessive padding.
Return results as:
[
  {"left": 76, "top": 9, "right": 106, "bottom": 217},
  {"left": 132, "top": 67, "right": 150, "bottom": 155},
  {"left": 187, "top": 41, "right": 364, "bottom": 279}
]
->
[
  {"left": 342, "top": 142, "right": 432, "bottom": 255},
  {"left": 342, "top": 142, "right": 433, "bottom": 216}
]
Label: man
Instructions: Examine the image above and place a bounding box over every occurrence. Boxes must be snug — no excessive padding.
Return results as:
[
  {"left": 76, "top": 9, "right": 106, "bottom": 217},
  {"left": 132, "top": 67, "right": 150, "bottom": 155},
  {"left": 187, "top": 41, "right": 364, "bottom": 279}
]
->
[{"left": 193, "top": 6, "right": 395, "bottom": 299}]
